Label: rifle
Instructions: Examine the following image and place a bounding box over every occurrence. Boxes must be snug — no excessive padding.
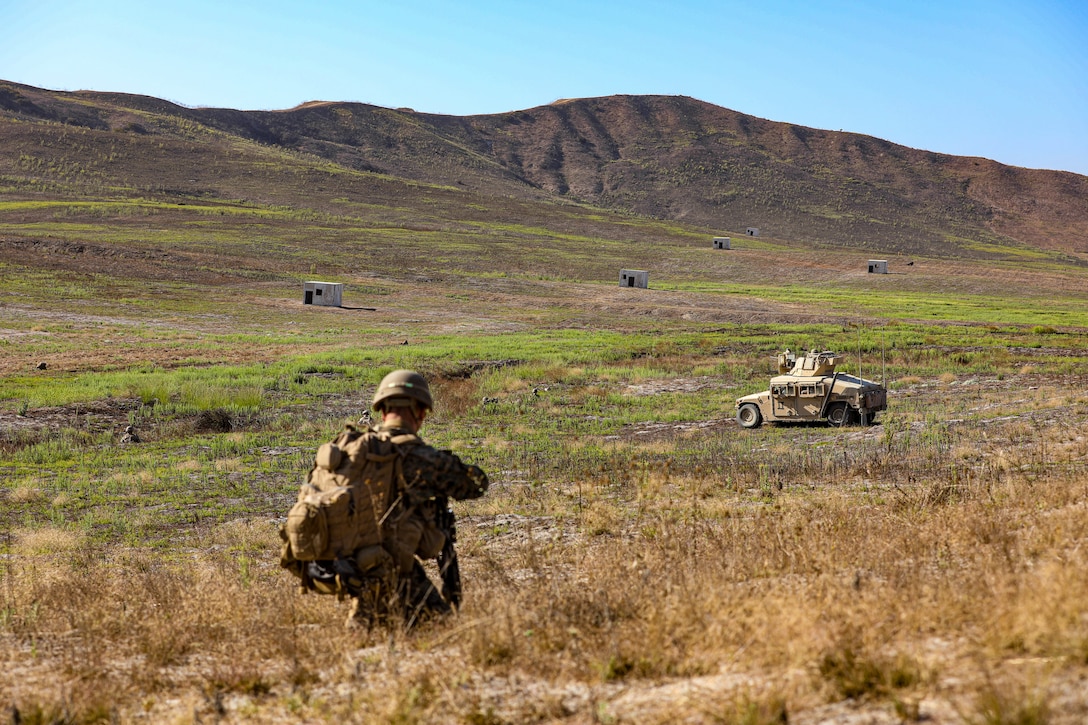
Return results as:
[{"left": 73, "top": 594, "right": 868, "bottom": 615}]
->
[{"left": 435, "top": 497, "right": 462, "bottom": 608}]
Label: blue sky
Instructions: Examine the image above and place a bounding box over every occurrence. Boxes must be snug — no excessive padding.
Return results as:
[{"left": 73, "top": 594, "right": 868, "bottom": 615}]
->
[{"left": 3, "top": 0, "right": 1087, "bottom": 175}]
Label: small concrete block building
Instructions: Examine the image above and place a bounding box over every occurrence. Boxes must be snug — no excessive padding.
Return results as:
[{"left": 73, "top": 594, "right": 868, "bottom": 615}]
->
[
  {"left": 619, "top": 269, "right": 649, "bottom": 288},
  {"left": 713, "top": 237, "right": 731, "bottom": 249},
  {"left": 303, "top": 281, "right": 344, "bottom": 306},
  {"left": 746, "top": 227, "right": 759, "bottom": 236},
  {"left": 867, "top": 260, "right": 888, "bottom": 274}
]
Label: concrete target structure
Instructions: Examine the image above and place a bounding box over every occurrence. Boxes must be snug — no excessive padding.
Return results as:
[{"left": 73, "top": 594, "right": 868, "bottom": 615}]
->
[{"left": 303, "top": 281, "right": 343, "bottom": 306}]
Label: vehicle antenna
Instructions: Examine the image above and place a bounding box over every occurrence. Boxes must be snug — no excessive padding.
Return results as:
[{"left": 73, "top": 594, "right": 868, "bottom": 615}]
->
[
  {"left": 856, "top": 323, "right": 863, "bottom": 379},
  {"left": 881, "top": 328, "right": 887, "bottom": 388}
]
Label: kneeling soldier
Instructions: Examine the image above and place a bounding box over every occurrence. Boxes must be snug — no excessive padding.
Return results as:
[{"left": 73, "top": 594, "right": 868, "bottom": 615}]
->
[
  {"left": 281, "top": 370, "right": 489, "bottom": 629},
  {"left": 358, "top": 369, "right": 489, "bottom": 627}
]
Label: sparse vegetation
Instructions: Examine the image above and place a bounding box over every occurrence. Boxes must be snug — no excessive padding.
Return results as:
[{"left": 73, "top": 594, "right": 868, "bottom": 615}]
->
[{"left": 3, "top": 80, "right": 1088, "bottom": 722}]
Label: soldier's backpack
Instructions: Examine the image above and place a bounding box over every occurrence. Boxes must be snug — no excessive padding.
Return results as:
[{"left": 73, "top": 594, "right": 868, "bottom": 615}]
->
[{"left": 279, "top": 424, "right": 419, "bottom": 596}]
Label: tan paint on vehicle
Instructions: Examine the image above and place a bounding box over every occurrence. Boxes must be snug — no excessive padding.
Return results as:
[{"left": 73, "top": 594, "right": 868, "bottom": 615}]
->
[{"left": 735, "top": 350, "right": 887, "bottom": 428}]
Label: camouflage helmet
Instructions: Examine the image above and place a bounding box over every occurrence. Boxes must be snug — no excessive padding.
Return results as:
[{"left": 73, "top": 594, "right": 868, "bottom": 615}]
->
[{"left": 372, "top": 369, "right": 433, "bottom": 412}]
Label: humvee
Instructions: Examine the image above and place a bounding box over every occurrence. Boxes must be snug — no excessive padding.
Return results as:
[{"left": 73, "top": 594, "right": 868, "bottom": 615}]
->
[{"left": 735, "top": 349, "right": 887, "bottom": 429}]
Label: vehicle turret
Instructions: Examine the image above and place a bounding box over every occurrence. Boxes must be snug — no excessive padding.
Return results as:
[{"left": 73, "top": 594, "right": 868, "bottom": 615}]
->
[{"left": 786, "top": 349, "right": 840, "bottom": 376}]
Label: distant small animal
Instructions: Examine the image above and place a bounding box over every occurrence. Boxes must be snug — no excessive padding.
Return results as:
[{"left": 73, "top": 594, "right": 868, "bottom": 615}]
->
[
  {"left": 357, "top": 410, "right": 373, "bottom": 427},
  {"left": 400, "top": 340, "right": 409, "bottom": 345},
  {"left": 906, "top": 261, "right": 914, "bottom": 266},
  {"left": 120, "top": 425, "right": 141, "bottom": 444},
  {"left": 35, "top": 362, "right": 47, "bottom": 370},
  {"left": 482, "top": 397, "right": 499, "bottom": 405}
]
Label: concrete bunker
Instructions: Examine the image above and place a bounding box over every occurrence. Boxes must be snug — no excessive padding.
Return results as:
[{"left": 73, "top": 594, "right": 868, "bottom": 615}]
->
[
  {"left": 867, "top": 260, "right": 888, "bottom": 274},
  {"left": 746, "top": 227, "right": 759, "bottom": 236},
  {"left": 619, "top": 269, "right": 649, "bottom": 289},
  {"left": 713, "top": 237, "right": 731, "bottom": 249},
  {"left": 303, "top": 281, "right": 344, "bottom": 307}
]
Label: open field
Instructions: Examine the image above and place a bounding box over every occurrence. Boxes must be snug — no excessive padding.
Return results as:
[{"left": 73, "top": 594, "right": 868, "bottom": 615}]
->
[{"left": 4, "top": 152, "right": 1088, "bottom": 722}]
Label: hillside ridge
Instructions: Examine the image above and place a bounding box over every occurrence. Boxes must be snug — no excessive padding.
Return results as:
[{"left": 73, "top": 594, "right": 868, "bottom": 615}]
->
[{"left": 2, "top": 80, "right": 1086, "bottom": 259}]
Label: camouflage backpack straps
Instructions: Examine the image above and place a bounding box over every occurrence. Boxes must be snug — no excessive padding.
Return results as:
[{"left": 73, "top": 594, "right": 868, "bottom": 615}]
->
[
  {"left": 389, "top": 432, "right": 421, "bottom": 449},
  {"left": 280, "top": 425, "right": 411, "bottom": 567}
]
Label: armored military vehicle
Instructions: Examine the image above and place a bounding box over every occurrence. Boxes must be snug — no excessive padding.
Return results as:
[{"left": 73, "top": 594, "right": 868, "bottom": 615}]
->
[{"left": 735, "top": 349, "right": 887, "bottom": 429}]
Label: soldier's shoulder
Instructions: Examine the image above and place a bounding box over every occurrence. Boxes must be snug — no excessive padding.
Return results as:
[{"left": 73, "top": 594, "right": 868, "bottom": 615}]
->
[{"left": 405, "top": 441, "right": 459, "bottom": 463}]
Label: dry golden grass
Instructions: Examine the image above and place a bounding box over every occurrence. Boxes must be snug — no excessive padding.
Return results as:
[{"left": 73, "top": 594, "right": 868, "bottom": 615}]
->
[
  {"left": 214, "top": 457, "right": 245, "bottom": 472},
  {"left": 8, "top": 485, "right": 44, "bottom": 505},
  {"left": 10, "top": 526, "right": 85, "bottom": 555},
  {"left": 430, "top": 377, "right": 481, "bottom": 419},
  {"left": 5, "top": 436, "right": 1088, "bottom": 722}
]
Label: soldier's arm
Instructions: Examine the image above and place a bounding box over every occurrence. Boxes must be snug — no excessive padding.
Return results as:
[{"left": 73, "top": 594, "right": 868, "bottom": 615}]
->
[{"left": 403, "top": 446, "right": 489, "bottom": 500}]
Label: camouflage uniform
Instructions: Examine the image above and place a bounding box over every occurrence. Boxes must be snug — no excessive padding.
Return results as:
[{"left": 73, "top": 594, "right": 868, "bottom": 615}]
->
[
  {"left": 347, "top": 422, "right": 488, "bottom": 626},
  {"left": 340, "top": 369, "right": 489, "bottom": 628}
]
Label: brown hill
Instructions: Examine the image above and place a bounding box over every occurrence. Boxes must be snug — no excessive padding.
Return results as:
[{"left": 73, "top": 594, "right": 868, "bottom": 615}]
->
[{"left": 2, "top": 80, "right": 1086, "bottom": 260}]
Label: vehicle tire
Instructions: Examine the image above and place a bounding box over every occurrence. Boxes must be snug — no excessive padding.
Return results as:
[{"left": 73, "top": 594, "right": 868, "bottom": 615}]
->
[
  {"left": 737, "top": 403, "right": 763, "bottom": 429},
  {"left": 826, "top": 402, "right": 852, "bottom": 427}
]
